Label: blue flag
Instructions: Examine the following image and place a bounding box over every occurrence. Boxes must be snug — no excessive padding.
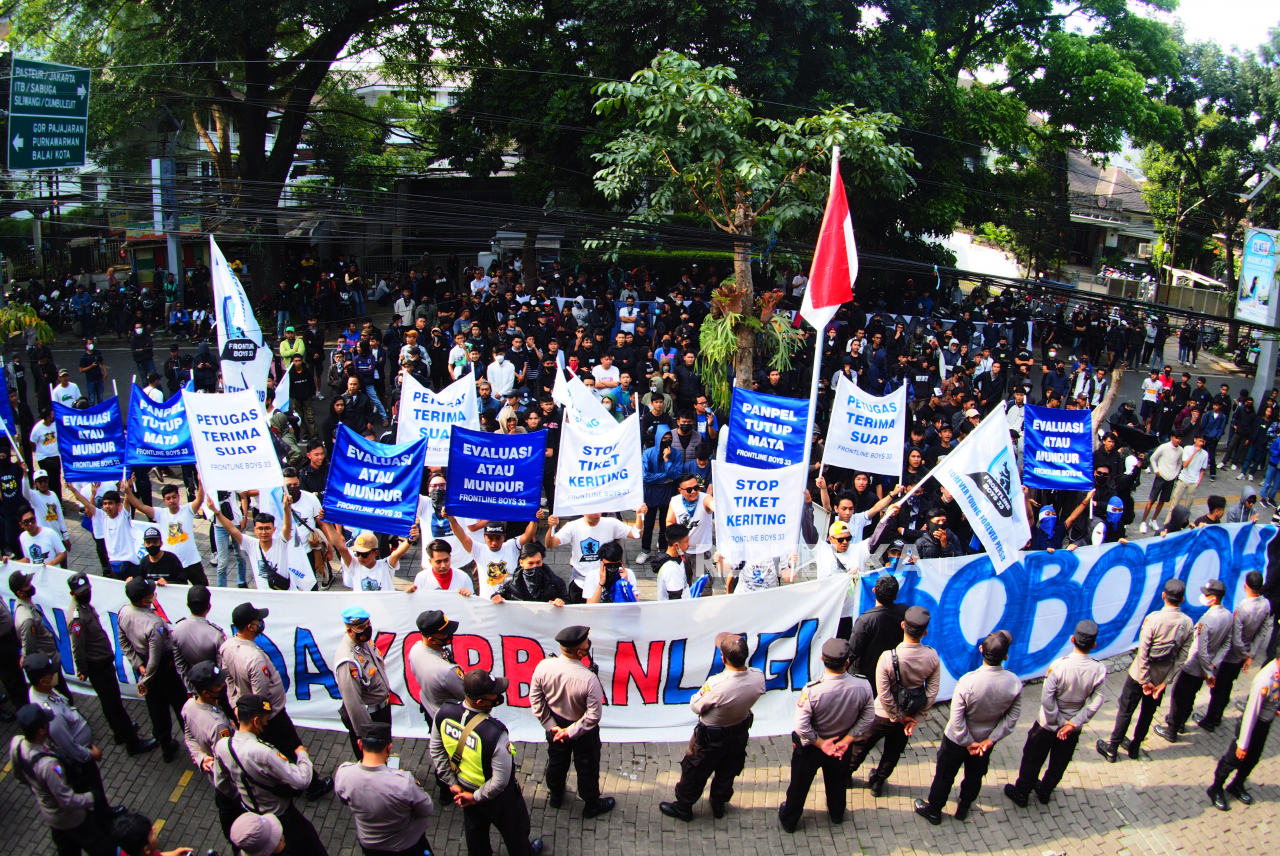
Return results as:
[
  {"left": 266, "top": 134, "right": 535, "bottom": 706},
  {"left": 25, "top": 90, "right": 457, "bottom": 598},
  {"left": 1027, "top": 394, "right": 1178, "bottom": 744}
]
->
[
  {"left": 724, "top": 387, "right": 810, "bottom": 468},
  {"left": 445, "top": 425, "right": 546, "bottom": 522},
  {"left": 126, "top": 385, "right": 196, "bottom": 467},
  {"left": 1021, "top": 404, "right": 1094, "bottom": 490},
  {"left": 0, "top": 366, "right": 16, "bottom": 437},
  {"left": 54, "top": 397, "right": 127, "bottom": 482},
  {"left": 322, "top": 425, "right": 429, "bottom": 537}
]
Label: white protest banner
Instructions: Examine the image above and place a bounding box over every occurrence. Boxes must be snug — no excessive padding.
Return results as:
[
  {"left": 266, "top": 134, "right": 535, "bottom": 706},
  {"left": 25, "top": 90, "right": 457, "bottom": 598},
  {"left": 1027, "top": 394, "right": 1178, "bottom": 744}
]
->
[
  {"left": 930, "top": 402, "right": 1031, "bottom": 573},
  {"left": 4, "top": 563, "right": 846, "bottom": 742},
  {"left": 712, "top": 460, "right": 807, "bottom": 562},
  {"left": 182, "top": 389, "right": 284, "bottom": 492},
  {"left": 552, "top": 368, "right": 614, "bottom": 434},
  {"left": 211, "top": 236, "right": 272, "bottom": 403},
  {"left": 553, "top": 411, "right": 643, "bottom": 516},
  {"left": 822, "top": 373, "right": 907, "bottom": 476},
  {"left": 395, "top": 373, "right": 480, "bottom": 466}
]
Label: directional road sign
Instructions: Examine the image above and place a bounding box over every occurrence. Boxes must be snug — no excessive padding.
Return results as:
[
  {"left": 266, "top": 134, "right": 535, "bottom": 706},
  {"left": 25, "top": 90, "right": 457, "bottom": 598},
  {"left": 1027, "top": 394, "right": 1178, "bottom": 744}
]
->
[{"left": 6, "top": 57, "right": 90, "bottom": 169}]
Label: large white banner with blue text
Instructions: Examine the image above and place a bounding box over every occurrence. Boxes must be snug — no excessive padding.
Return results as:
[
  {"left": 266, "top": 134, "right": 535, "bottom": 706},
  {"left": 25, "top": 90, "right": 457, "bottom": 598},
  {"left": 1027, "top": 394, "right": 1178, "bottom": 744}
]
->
[
  {"left": 395, "top": 373, "right": 480, "bottom": 466},
  {"left": 211, "top": 236, "right": 272, "bottom": 403},
  {"left": 553, "top": 411, "right": 643, "bottom": 516},
  {"left": 822, "top": 373, "right": 907, "bottom": 476},
  {"left": 182, "top": 389, "right": 284, "bottom": 492}
]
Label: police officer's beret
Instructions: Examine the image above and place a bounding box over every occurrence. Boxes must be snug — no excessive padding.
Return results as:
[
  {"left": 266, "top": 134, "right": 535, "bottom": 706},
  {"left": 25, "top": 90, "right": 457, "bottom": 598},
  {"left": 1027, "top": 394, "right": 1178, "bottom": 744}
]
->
[
  {"left": 341, "top": 606, "right": 371, "bottom": 626},
  {"left": 1074, "top": 619, "right": 1099, "bottom": 648},
  {"left": 16, "top": 703, "right": 52, "bottom": 731},
  {"left": 1163, "top": 579, "right": 1186, "bottom": 601},
  {"left": 416, "top": 610, "right": 459, "bottom": 637},
  {"left": 904, "top": 605, "right": 931, "bottom": 629},
  {"left": 555, "top": 625, "right": 590, "bottom": 647},
  {"left": 22, "top": 652, "right": 57, "bottom": 680},
  {"left": 462, "top": 669, "right": 509, "bottom": 699},
  {"left": 188, "top": 661, "right": 224, "bottom": 691},
  {"left": 236, "top": 694, "right": 274, "bottom": 716},
  {"left": 821, "top": 638, "right": 851, "bottom": 661},
  {"left": 67, "top": 573, "right": 91, "bottom": 594},
  {"left": 360, "top": 722, "right": 392, "bottom": 743},
  {"left": 125, "top": 576, "right": 155, "bottom": 603},
  {"left": 187, "top": 585, "right": 211, "bottom": 607}
]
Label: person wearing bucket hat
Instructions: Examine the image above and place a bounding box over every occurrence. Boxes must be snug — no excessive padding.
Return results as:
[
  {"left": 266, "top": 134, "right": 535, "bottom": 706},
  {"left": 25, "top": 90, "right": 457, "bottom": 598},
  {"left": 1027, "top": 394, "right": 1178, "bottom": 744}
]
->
[
  {"left": 1156, "top": 578, "right": 1233, "bottom": 743},
  {"left": 333, "top": 605, "right": 391, "bottom": 759},
  {"left": 117, "top": 577, "right": 187, "bottom": 763},
  {"left": 1005, "top": 620, "right": 1107, "bottom": 808},
  {"left": 181, "top": 660, "right": 242, "bottom": 846},
  {"left": 229, "top": 811, "right": 285, "bottom": 856},
  {"left": 430, "top": 668, "right": 544, "bottom": 856}
]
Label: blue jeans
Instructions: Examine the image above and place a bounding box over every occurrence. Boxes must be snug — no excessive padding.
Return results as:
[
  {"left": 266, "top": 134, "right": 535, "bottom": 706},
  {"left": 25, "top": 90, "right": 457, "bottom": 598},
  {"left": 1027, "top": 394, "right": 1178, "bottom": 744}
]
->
[
  {"left": 276, "top": 309, "right": 290, "bottom": 339},
  {"left": 135, "top": 360, "right": 156, "bottom": 380},
  {"left": 369, "top": 391, "right": 387, "bottom": 422},
  {"left": 1178, "top": 343, "right": 1190, "bottom": 362},
  {"left": 214, "top": 524, "right": 247, "bottom": 586},
  {"left": 352, "top": 291, "right": 366, "bottom": 317},
  {"left": 87, "top": 380, "right": 104, "bottom": 405},
  {"left": 1244, "top": 445, "right": 1269, "bottom": 477},
  {"left": 1262, "top": 464, "right": 1280, "bottom": 501}
]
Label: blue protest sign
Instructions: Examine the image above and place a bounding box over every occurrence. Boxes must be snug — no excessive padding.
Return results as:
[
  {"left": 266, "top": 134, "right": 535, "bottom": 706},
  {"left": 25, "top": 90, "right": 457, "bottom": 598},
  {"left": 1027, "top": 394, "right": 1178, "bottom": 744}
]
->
[
  {"left": 724, "top": 387, "right": 810, "bottom": 468},
  {"left": 1022, "top": 403, "right": 1094, "bottom": 490},
  {"left": 322, "top": 424, "right": 429, "bottom": 537},
  {"left": 0, "top": 366, "right": 16, "bottom": 437},
  {"left": 126, "top": 385, "right": 196, "bottom": 467},
  {"left": 445, "top": 425, "right": 546, "bottom": 521},
  {"left": 54, "top": 397, "right": 127, "bottom": 481}
]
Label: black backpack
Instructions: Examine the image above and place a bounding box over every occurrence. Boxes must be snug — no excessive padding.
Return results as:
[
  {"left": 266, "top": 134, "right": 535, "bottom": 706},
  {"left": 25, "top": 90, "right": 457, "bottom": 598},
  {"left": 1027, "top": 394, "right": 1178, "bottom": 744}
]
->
[{"left": 892, "top": 650, "right": 928, "bottom": 715}]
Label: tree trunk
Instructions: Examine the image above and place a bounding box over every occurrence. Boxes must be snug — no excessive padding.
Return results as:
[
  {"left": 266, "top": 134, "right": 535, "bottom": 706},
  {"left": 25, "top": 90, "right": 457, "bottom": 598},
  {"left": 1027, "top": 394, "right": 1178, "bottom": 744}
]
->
[
  {"left": 731, "top": 202, "right": 755, "bottom": 389},
  {"left": 522, "top": 229, "right": 539, "bottom": 292}
]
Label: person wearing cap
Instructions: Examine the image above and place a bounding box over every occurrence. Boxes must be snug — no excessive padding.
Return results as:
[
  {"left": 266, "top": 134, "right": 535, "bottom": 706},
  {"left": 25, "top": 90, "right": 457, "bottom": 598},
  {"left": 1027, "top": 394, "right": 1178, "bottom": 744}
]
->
[
  {"left": 1196, "top": 570, "right": 1272, "bottom": 731},
  {"left": 334, "top": 605, "right": 392, "bottom": 758},
  {"left": 8, "top": 703, "right": 114, "bottom": 855},
  {"left": 51, "top": 368, "right": 81, "bottom": 408},
  {"left": 408, "top": 610, "right": 466, "bottom": 795},
  {"left": 530, "top": 625, "right": 613, "bottom": 818},
  {"left": 15, "top": 501, "right": 67, "bottom": 566},
  {"left": 66, "top": 573, "right": 154, "bottom": 754},
  {"left": 1155, "top": 578, "right": 1234, "bottom": 743},
  {"left": 449, "top": 514, "right": 539, "bottom": 599},
  {"left": 131, "top": 525, "right": 188, "bottom": 584},
  {"left": 213, "top": 694, "right": 329, "bottom": 855},
  {"left": 815, "top": 520, "right": 867, "bottom": 638},
  {"left": 851, "top": 605, "right": 941, "bottom": 797},
  {"left": 26, "top": 649, "right": 127, "bottom": 828},
  {"left": 915, "top": 629, "right": 1022, "bottom": 824},
  {"left": 117, "top": 576, "right": 187, "bottom": 762},
  {"left": 181, "top": 661, "right": 242, "bottom": 847},
  {"left": 335, "top": 721, "right": 436, "bottom": 856},
  {"left": 660, "top": 632, "right": 767, "bottom": 822},
  {"left": 171, "top": 585, "right": 229, "bottom": 705},
  {"left": 220, "top": 602, "right": 334, "bottom": 799},
  {"left": 10, "top": 568, "right": 72, "bottom": 700},
  {"left": 124, "top": 478, "right": 208, "bottom": 586},
  {"left": 490, "top": 541, "right": 568, "bottom": 606},
  {"left": 1005, "top": 620, "right": 1107, "bottom": 807},
  {"left": 778, "top": 638, "right": 875, "bottom": 833},
  {"left": 430, "top": 668, "right": 545, "bottom": 856},
  {"left": 1098, "top": 578, "right": 1194, "bottom": 762},
  {"left": 230, "top": 811, "right": 286, "bottom": 856},
  {"left": 67, "top": 481, "right": 137, "bottom": 579},
  {"left": 1206, "top": 655, "right": 1280, "bottom": 810},
  {"left": 206, "top": 493, "right": 297, "bottom": 590},
  {"left": 323, "top": 522, "right": 414, "bottom": 593},
  {"left": 21, "top": 436, "right": 67, "bottom": 541}
]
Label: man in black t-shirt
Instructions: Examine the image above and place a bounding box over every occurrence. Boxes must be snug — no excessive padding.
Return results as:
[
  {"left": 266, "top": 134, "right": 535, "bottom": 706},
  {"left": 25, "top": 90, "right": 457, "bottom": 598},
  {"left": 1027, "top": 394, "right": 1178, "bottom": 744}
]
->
[{"left": 131, "top": 526, "right": 187, "bottom": 584}]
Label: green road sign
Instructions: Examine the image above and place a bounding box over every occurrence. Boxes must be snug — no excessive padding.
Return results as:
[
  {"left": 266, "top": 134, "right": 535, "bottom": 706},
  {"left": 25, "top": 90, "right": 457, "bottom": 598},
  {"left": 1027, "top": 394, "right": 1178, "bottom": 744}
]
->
[
  {"left": 7, "top": 114, "right": 88, "bottom": 170},
  {"left": 6, "top": 57, "right": 90, "bottom": 169}
]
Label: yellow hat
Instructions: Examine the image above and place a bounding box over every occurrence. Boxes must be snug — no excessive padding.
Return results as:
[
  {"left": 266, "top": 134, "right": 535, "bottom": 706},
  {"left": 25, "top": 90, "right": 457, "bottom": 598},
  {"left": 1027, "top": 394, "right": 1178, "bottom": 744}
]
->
[{"left": 828, "top": 521, "right": 852, "bottom": 539}]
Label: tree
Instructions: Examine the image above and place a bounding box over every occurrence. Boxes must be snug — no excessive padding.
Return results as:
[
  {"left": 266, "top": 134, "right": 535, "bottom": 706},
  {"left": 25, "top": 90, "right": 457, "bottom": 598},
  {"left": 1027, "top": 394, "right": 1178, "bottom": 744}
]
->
[{"left": 591, "top": 51, "right": 915, "bottom": 403}]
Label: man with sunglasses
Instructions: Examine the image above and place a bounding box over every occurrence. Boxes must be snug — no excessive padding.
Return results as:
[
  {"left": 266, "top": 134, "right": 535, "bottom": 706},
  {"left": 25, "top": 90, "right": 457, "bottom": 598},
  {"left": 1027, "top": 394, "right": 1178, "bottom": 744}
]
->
[
  {"left": 815, "top": 521, "right": 862, "bottom": 639},
  {"left": 333, "top": 606, "right": 391, "bottom": 759},
  {"left": 323, "top": 525, "right": 414, "bottom": 593},
  {"left": 16, "top": 505, "right": 66, "bottom": 567}
]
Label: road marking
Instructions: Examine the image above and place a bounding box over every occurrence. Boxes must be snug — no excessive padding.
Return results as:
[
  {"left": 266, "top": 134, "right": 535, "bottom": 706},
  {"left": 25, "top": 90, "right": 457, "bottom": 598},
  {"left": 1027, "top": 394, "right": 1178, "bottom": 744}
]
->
[{"left": 168, "top": 770, "right": 193, "bottom": 802}]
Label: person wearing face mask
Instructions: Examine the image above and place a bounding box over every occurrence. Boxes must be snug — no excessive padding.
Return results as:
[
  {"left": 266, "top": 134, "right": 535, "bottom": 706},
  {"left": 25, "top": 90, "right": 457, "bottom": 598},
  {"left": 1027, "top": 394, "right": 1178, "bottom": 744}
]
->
[
  {"left": 530, "top": 625, "right": 614, "bottom": 818},
  {"left": 219, "top": 602, "right": 334, "bottom": 799},
  {"left": 583, "top": 540, "right": 638, "bottom": 603},
  {"left": 77, "top": 338, "right": 107, "bottom": 406},
  {"left": 431, "top": 669, "right": 545, "bottom": 856},
  {"left": 332, "top": 607, "right": 392, "bottom": 759},
  {"left": 1078, "top": 495, "right": 1129, "bottom": 547},
  {"left": 490, "top": 542, "right": 568, "bottom": 606},
  {"left": 1155, "top": 579, "right": 1234, "bottom": 743},
  {"left": 134, "top": 526, "right": 187, "bottom": 584},
  {"left": 487, "top": 347, "right": 516, "bottom": 397},
  {"left": 65, "top": 573, "right": 155, "bottom": 755},
  {"left": 117, "top": 577, "right": 188, "bottom": 762},
  {"left": 130, "top": 323, "right": 156, "bottom": 379}
]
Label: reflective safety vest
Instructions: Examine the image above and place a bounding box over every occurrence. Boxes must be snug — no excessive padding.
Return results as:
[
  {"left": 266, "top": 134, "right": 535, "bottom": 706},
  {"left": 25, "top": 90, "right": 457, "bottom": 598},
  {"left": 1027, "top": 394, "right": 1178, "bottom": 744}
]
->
[{"left": 433, "top": 701, "right": 513, "bottom": 790}]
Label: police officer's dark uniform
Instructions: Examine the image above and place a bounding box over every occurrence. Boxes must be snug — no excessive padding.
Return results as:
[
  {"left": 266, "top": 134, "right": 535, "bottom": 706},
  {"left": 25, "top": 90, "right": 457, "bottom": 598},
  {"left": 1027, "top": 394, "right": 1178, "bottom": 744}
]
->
[
  {"left": 8, "top": 703, "right": 114, "bottom": 856},
  {"left": 213, "top": 693, "right": 329, "bottom": 856},
  {"left": 65, "top": 573, "right": 154, "bottom": 753},
  {"left": 1005, "top": 620, "right": 1106, "bottom": 807},
  {"left": 430, "top": 669, "right": 544, "bottom": 856},
  {"left": 529, "top": 625, "right": 613, "bottom": 818},
  {"left": 778, "top": 639, "right": 875, "bottom": 832},
  {"left": 334, "top": 605, "right": 392, "bottom": 760},
  {"left": 181, "top": 661, "right": 242, "bottom": 849},
  {"left": 11, "top": 568, "right": 72, "bottom": 700},
  {"left": 335, "top": 722, "right": 436, "bottom": 856},
  {"left": 116, "top": 577, "right": 188, "bottom": 762},
  {"left": 660, "top": 632, "right": 767, "bottom": 822},
  {"left": 0, "top": 591, "right": 29, "bottom": 712}
]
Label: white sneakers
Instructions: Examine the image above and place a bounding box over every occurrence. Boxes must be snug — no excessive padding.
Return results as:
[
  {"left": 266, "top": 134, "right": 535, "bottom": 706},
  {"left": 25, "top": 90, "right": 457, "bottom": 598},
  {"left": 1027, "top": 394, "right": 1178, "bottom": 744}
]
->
[
  {"left": 636, "top": 552, "right": 650, "bottom": 564},
  {"left": 1139, "top": 522, "right": 1149, "bottom": 534}
]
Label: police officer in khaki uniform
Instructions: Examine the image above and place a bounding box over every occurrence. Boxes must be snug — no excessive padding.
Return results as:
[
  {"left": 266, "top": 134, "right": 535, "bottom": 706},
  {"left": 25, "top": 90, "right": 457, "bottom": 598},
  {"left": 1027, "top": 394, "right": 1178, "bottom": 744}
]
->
[
  {"left": 1156, "top": 578, "right": 1234, "bottom": 742},
  {"left": 1098, "top": 578, "right": 1194, "bottom": 762},
  {"left": 660, "top": 632, "right": 767, "bottom": 822},
  {"left": 530, "top": 625, "right": 613, "bottom": 818},
  {"left": 430, "top": 669, "right": 544, "bottom": 856},
  {"left": 219, "top": 602, "right": 333, "bottom": 799},
  {"left": 334, "top": 606, "right": 391, "bottom": 759},
  {"left": 1005, "top": 619, "right": 1107, "bottom": 807},
  {"left": 408, "top": 609, "right": 466, "bottom": 802},
  {"left": 9, "top": 703, "right": 114, "bottom": 856},
  {"left": 915, "top": 630, "right": 1022, "bottom": 824},
  {"left": 1197, "top": 570, "right": 1272, "bottom": 731},
  {"left": 0, "top": 592, "right": 30, "bottom": 714},
  {"left": 65, "top": 573, "right": 154, "bottom": 754},
  {"left": 778, "top": 638, "right": 875, "bottom": 832},
  {"left": 116, "top": 576, "right": 187, "bottom": 762},
  {"left": 851, "top": 605, "right": 941, "bottom": 797},
  {"left": 25, "top": 652, "right": 126, "bottom": 830},
  {"left": 335, "top": 721, "right": 436, "bottom": 856},
  {"left": 1207, "top": 657, "right": 1280, "bottom": 810},
  {"left": 181, "top": 661, "right": 241, "bottom": 849},
  {"left": 172, "top": 586, "right": 228, "bottom": 699},
  {"left": 10, "top": 568, "right": 71, "bottom": 700},
  {"left": 213, "top": 693, "right": 329, "bottom": 856}
]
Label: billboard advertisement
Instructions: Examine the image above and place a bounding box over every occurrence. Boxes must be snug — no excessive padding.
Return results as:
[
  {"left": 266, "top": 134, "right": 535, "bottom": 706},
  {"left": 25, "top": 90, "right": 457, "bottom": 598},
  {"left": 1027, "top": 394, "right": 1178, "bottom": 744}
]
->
[{"left": 1236, "top": 227, "right": 1280, "bottom": 325}]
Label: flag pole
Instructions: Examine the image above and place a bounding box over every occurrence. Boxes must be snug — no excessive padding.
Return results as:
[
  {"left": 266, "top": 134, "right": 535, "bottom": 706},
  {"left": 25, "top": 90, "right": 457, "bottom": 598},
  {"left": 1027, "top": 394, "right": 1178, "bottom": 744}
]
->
[{"left": 798, "top": 145, "right": 841, "bottom": 489}]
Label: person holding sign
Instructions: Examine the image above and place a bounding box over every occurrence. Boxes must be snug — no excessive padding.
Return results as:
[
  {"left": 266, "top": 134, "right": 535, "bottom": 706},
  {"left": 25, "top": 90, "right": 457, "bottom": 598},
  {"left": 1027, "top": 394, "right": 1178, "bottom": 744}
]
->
[
  {"left": 490, "top": 542, "right": 568, "bottom": 606},
  {"left": 323, "top": 526, "right": 414, "bottom": 593},
  {"left": 67, "top": 482, "right": 138, "bottom": 579},
  {"left": 206, "top": 495, "right": 295, "bottom": 591},
  {"left": 123, "top": 480, "right": 208, "bottom": 586},
  {"left": 544, "top": 511, "right": 642, "bottom": 603},
  {"left": 449, "top": 518, "right": 539, "bottom": 599}
]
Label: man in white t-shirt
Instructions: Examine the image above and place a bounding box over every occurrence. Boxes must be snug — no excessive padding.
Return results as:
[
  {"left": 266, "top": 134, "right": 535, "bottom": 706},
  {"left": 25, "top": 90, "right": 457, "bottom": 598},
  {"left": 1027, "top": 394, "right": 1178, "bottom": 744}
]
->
[
  {"left": 653, "top": 524, "right": 692, "bottom": 600},
  {"left": 1168, "top": 433, "right": 1210, "bottom": 517},
  {"left": 407, "top": 538, "right": 474, "bottom": 595},
  {"left": 1140, "top": 369, "right": 1163, "bottom": 425},
  {"left": 20, "top": 463, "right": 68, "bottom": 544},
  {"left": 324, "top": 526, "right": 411, "bottom": 592},
  {"left": 545, "top": 511, "right": 641, "bottom": 602},
  {"left": 720, "top": 552, "right": 799, "bottom": 593},
  {"left": 582, "top": 540, "right": 638, "bottom": 603},
  {"left": 260, "top": 469, "right": 327, "bottom": 582},
  {"left": 447, "top": 333, "right": 470, "bottom": 381},
  {"left": 207, "top": 493, "right": 301, "bottom": 590},
  {"left": 51, "top": 369, "right": 81, "bottom": 407},
  {"left": 68, "top": 482, "right": 140, "bottom": 578},
  {"left": 449, "top": 517, "right": 538, "bottom": 599},
  {"left": 28, "top": 410, "right": 60, "bottom": 495},
  {"left": 125, "top": 479, "right": 208, "bottom": 585},
  {"left": 16, "top": 506, "right": 67, "bottom": 566},
  {"left": 813, "top": 521, "right": 866, "bottom": 637},
  {"left": 591, "top": 354, "right": 621, "bottom": 397}
]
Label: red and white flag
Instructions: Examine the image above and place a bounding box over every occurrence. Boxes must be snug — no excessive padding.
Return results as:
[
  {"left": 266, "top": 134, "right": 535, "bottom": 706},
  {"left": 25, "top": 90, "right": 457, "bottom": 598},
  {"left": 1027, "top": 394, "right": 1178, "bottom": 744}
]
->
[{"left": 799, "top": 146, "right": 857, "bottom": 332}]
